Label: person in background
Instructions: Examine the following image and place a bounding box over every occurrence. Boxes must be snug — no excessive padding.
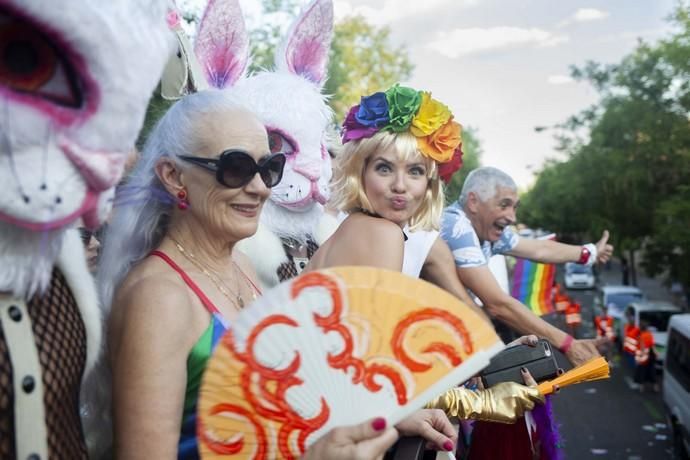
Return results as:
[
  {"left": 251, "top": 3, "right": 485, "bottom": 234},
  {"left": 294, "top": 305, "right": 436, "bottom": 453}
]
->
[
  {"left": 441, "top": 166, "right": 613, "bottom": 365},
  {"left": 594, "top": 304, "right": 616, "bottom": 361},
  {"left": 634, "top": 320, "right": 659, "bottom": 393},
  {"left": 79, "top": 227, "right": 102, "bottom": 273},
  {"left": 565, "top": 300, "right": 582, "bottom": 339},
  {"left": 620, "top": 256, "right": 630, "bottom": 285},
  {"left": 622, "top": 307, "right": 640, "bottom": 371}
]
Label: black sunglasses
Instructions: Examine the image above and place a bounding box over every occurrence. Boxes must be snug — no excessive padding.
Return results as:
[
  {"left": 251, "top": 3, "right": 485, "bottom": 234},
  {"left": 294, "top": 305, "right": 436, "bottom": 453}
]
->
[
  {"left": 178, "top": 151, "right": 286, "bottom": 189},
  {"left": 79, "top": 225, "right": 106, "bottom": 245}
]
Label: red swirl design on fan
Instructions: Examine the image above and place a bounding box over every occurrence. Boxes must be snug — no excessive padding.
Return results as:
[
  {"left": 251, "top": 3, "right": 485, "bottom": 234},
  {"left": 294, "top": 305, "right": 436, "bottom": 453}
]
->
[
  {"left": 201, "top": 272, "right": 476, "bottom": 458},
  {"left": 392, "top": 307, "right": 473, "bottom": 372},
  {"left": 292, "top": 272, "right": 409, "bottom": 404},
  {"left": 202, "top": 315, "right": 329, "bottom": 459},
  {"left": 198, "top": 403, "right": 267, "bottom": 456}
]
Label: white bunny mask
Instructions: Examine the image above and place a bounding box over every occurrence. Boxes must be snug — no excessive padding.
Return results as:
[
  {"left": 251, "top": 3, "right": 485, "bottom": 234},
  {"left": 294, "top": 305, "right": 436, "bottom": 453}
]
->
[
  {"left": 0, "top": 0, "right": 173, "bottom": 296},
  {"left": 191, "top": 0, "right": 334, "bottom": 238}
]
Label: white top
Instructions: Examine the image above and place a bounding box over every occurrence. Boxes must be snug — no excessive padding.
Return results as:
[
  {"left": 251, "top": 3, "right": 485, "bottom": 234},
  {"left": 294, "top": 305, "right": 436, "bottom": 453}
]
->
[
  {"left": 403, "top": 229, "right": 439, "bottom": 278},
  {"left": 336, "top": 212, "right": 437, "bottom": 278}
]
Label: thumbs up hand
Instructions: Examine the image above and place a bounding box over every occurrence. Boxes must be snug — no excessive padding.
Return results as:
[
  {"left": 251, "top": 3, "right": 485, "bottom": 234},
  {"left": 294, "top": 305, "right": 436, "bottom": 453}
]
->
[{"left": 596, "top": 230, "right": 613, "bottom": 264}]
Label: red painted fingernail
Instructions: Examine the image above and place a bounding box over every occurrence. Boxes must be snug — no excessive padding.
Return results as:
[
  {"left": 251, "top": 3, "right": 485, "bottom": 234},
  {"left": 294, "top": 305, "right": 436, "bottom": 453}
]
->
[
  {"left": 372, "top": 417, "right": 386, "bottom": 431},
  {"left": 443, "top": 440, "right": 454, "bottom": 451}
]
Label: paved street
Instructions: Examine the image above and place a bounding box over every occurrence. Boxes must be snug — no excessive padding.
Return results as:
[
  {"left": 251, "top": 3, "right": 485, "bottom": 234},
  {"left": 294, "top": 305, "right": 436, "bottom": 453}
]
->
[{"left": 545, "top": 263, "right": 676, "bottom": 459}]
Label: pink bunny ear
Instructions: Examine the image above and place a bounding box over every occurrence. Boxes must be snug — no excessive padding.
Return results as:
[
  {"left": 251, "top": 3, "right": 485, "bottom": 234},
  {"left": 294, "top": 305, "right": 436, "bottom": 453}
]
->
[
  {"left": 275, "top": 0, "right": 334, "bottom": 86},
  {"left": 194, "top": 0, "right": 250, "bottom": 88}
]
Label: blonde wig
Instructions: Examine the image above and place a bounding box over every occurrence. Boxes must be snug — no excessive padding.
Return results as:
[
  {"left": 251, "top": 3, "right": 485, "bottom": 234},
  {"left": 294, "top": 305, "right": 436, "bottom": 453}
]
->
[{"left": 330, "top": 130, "right": 444, "bottom": 231}]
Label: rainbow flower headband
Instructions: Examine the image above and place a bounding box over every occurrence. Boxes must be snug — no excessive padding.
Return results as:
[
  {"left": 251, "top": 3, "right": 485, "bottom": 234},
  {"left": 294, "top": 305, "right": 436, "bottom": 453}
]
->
[{"left": 342, "top": 84, "right": 463, "bottom": 182}]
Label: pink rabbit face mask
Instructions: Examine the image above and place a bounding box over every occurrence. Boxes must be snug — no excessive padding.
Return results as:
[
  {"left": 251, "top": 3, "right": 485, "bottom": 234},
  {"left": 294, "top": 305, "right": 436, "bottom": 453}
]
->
[{"left": 0, "top": 0, "right": 172, "bottom": 231}]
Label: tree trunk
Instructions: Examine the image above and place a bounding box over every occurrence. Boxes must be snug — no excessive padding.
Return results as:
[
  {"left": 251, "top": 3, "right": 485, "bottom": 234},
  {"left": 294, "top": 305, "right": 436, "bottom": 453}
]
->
[{"left": 629, "top": 248, "right": 638, "bottom": 286}]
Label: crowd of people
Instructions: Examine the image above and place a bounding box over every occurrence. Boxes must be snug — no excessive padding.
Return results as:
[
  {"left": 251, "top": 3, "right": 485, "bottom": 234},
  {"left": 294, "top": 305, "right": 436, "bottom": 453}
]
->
[
  {"left": 0, "top": 1, "right": 618, "bottom": 459},
  {"left": 76, "top": 83, "right": 612, "bottom": 458}
]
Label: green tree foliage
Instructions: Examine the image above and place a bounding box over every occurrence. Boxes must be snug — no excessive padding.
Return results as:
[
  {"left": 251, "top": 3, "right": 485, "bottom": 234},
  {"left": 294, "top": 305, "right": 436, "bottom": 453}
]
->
[
  {"left": 520, "top": 2, "right": 690, "bottom": 287},
  {"left": 443, "top": 126, "right": 483, "bottom": 203},
  {"left": 137, "top": 90, "right": 173, "bottom": 149},
  {"left": 324, "top": 16, "right": 413, "bottom": 121},
  {"left": 247, "top": 0, "right": 301, "bottom": 73},
  {"left": 249, "top": 2, "right": 413, "bottom": 122}
]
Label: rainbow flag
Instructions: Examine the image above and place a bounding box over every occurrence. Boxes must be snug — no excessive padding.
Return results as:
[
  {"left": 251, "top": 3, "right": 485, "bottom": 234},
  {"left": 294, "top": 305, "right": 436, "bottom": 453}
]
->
[{"left": 511, "top": 258, "right": 555, "bottom": 316}]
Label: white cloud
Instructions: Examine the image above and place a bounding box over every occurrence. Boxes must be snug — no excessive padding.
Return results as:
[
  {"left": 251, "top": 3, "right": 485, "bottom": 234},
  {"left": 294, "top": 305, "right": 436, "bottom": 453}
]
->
[
  {"left": 573, "top": 8, "right": 610, "bottom": 22},
  {"left": 425, "top": 27, "right": 568, "bottom": 58},
  {"left": 547, "top": 75, "right": 575, "bottom": 85},
  {"left": 334, "top": 0, "right": 477, "bottom": 25},
  {"left": 556, "top": 8, "right": 610, "bottom": 28}
]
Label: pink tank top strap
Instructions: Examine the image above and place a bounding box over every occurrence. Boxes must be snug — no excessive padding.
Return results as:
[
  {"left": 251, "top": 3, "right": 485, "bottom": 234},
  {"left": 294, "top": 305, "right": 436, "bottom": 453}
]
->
[{"left": 149, "top": 250, "right": 223, "bottom": 317}]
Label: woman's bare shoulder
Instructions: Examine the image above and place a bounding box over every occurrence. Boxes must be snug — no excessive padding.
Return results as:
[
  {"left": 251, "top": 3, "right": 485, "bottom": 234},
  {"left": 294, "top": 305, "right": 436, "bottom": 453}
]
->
[
  {"left": 338, "top": 213, "right": 405, "bottom": 242},
  {"left": 318, "top": 214, "right": 405, "bottom": 270},
  {"left": 110, "top": 258, "right": 197, "bottom": 345}
]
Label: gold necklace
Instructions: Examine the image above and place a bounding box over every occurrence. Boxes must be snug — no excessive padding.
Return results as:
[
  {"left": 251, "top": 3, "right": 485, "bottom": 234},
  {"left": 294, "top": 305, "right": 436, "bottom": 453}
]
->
[{"left": 170, "top": 237, "right": 246, "bottom": 310}]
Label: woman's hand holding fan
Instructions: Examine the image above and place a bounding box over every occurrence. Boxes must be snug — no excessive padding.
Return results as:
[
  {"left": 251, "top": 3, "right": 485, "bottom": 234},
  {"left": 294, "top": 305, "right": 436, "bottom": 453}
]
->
[
  {"left": 395, "top": 408, "right": 458, "bottom": 452},
  {"left": 198, "top": 267, "right": 504, "bottom": 459},
  {"left": 301, "top": 417, "right": 398, "bottom": 460}
]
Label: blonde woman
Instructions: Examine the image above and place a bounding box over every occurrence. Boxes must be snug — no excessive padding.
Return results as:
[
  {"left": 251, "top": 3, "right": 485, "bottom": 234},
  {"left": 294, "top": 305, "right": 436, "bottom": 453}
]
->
[{"left": 308, "top": 85, "right": 543, "bottom": 450}]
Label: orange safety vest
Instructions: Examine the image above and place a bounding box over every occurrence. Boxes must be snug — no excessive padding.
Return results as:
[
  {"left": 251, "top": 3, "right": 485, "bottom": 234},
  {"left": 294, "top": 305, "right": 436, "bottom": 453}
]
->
[
  {"left": 635, "top": 331, "right": 654, "bottom": 364},
  {"left": 555, "top": 293, "right": 570, "bottom": 313},
  {"left": 623, "top": 324, "right": 640, "bottom": 355},
  {"left": 565, "top": 302, "right": 582, "bottom": 326},
  {"left": 594, "top": 315, "right": 615, "bottom": 341}
]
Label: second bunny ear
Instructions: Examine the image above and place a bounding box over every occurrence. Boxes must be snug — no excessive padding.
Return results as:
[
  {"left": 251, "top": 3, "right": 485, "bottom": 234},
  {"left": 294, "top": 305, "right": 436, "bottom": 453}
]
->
[
  {"left": 194, "top": 0, "right": 250, "bottom": 89},
  {"left": 161, "top": 26, "right": 209, "bottom": 100},
  {"left": 275, "top": 0, "right": 334, "bottom": 87}
]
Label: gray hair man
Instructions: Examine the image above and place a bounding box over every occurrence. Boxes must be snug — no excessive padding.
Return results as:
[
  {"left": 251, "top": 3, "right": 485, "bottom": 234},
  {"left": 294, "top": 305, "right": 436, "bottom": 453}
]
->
[{"left": 441, "top": 167, "right": 613, "bottom": 366}]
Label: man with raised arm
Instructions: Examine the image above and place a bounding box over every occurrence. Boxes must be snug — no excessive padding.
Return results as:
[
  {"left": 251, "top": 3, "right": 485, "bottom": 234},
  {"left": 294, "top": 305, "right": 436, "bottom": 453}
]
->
[{"left": 441, "top": 166, "right": 613, "bottom": 366}]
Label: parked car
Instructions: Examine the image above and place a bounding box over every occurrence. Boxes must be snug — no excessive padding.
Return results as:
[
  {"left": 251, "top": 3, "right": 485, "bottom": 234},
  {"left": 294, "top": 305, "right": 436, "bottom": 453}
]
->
[
  {"left": 594, "top": 285, "right": 645, "bottom": 321},
  {"left": 620, "top": 300, "right": 683, "bottom": 370},
  {"left": 663, "top": 314, "right": 690, "bottom": 459},
  {"left": 564, "top": 262, "right": 596, "bottom": 289}
]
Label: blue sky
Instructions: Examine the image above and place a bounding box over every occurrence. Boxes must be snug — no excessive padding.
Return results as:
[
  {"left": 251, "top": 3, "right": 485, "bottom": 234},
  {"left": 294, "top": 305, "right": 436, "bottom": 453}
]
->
[
  {"left": 334, "top": 0, "right": 678, "bottom": 189},
  {"left": 186, "top": 0, "right": 679, "bottom": 189}
]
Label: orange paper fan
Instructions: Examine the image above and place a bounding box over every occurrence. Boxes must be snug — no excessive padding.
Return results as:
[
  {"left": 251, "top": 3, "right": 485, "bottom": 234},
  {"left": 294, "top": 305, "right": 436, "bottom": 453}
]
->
[
  {"left": 538, "top": 356, "right": 611, "bottom": 396},
  {"left": 198, "top": 266, "right": 504, "bottom": 459}
]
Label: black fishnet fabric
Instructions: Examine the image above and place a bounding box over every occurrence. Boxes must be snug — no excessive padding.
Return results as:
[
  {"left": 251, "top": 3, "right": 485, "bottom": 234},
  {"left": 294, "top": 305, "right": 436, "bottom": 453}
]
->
[
  {"left": 276, "top": 239, "right": 319, "bottom": 281},
  {"left": 0, "top": 268, "right": 88, "bottom": 459},
  {"left": 0, "top": 316, "right": 14, "bottom": 458}
]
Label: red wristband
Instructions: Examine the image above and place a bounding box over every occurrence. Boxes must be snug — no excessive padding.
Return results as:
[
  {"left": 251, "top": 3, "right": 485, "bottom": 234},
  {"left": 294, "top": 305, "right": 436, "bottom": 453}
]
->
[
  {"left": 577, "top": 246, "right": 590, "bottom": 264},
  {"left": 558, "top": 334, "right": 574, "bottom": 354}
]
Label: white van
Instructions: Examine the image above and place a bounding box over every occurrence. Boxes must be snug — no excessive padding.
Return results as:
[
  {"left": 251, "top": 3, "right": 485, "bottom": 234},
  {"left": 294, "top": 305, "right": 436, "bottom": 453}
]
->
[{"left": 663, "top": 313, "right": 690, "bottom": 459}]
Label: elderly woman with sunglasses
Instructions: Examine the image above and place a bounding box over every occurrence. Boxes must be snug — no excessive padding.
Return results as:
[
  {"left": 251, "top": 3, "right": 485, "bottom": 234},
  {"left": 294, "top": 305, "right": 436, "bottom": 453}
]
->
[
  {"left": 96, "top": 90, "right": 408, "bottom": 460},
  {"left": 96, "top": 90, "right": 287, "bottom": 458}
]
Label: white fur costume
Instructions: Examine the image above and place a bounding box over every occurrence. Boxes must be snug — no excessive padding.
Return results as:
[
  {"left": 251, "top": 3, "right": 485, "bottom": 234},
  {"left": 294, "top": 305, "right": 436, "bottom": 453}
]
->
[
  {"left": 0, "top": 1, "right": 171, "bottom": 457},
  {"left": 167, "top": 0, "right": 339, "bottom": 288}
]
